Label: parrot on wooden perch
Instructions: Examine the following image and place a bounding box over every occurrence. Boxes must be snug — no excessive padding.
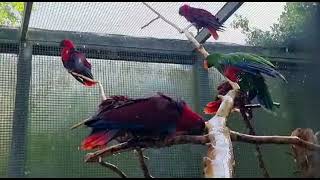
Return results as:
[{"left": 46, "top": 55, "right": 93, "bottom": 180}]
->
[
  {"left": 203, "top": 52, "right": 287, "bottom": 115},
  {"left": 178, "top": 4, "right": 224, "bottom": 40},
  {"left": 59, "top": 39, "right": 97, "bottom": 87},
  {"left": 72, "top": 93, "right": 205, "bottom": 150}
]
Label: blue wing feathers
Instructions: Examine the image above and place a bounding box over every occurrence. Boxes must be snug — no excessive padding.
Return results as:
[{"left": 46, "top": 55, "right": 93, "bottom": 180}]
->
[{"left": 223, "top": 60, "right": 287, "bottom": 82}]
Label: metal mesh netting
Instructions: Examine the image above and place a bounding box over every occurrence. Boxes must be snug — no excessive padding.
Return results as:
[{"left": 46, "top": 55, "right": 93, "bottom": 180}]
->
[
  {"left": 1, "top": 1, "right": 320, "bottom": 178},
  {"left": 0, "top": 52, "right": 17, "bottom": 176},
  {"left": 0, "top": 42, "right": 304, "bottom": 178},
  {"left": 27, "top": 2, "right": 286, "bottom": 45},
  {"left": 28, "top": 2, "right": 225, "bottom": 41},
  {"left": 21, "top": 44, "right": 206, "bottom": 178}
]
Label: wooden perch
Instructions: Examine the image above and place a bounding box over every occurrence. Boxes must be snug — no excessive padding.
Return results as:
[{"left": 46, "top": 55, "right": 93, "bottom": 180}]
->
[
  {"left": 69, "top": 71, "right": 107, "bottom": 101},
  {"left": 203, "top": 82, "right": 239, "bottom": 178},
  {"left": 290, "top": 128, "right": 320, "bottom": 178},
  {"left": 230, "top": 131, "right": 320, "bottom": 151},
  {"left": 85, "top": 135, "right": 209, "bottom": 163},
  {"left": 84, "top": 130, "right": 320, "bottom": 162}
]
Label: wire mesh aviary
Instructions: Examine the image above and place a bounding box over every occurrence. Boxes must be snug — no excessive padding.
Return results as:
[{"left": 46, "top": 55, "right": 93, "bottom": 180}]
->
[{"left": 1, "top": 2, "right": 320, "bottom": 178}]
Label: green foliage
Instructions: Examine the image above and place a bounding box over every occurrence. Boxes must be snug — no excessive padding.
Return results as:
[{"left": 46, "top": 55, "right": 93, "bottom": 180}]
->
[
  {"left": 231, "top": 2, "right": 319, "bottom": 47},
  {"left": 0, "top": 2, "right": 24, "bottom": 26}
]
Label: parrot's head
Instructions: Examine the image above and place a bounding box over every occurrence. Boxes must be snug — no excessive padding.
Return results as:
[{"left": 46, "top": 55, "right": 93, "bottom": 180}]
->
[
  {"left": 176, "top": 99, "right": 206, "bottom": 135},
  {"left": 59, "top": 39, "right": 75, "bottom": 49},
  {"left": 204, "top": 53, "right": 222, "bottom": 70},
  {"left": 179, "top": 4, "right": 190, "bottom": 16}
]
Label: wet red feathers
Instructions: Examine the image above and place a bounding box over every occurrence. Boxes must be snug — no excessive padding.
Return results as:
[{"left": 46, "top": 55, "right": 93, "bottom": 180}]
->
[
  {"left": 80, "top": 93, "right": 205, "bottom": 150},
  {"left": 204, "top": 81, "right": 234, "bottom": 115},
  {"left": 59, "top": 39, "right": 97, "bottom": 87},
  {"left": 203, "top": 66, "right": 242, "bottom": 115}
]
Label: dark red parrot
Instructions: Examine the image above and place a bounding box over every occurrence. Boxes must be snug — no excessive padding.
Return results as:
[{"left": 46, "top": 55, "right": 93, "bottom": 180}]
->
[
  {"left": 179, "top": 4, "right": 224, "bottom": 40},
  {"left": 75, "top": 93, "right": 205, "bottom": 150},
  {"left": 59, "top": 39, "right": 97, "bottom": 87}
]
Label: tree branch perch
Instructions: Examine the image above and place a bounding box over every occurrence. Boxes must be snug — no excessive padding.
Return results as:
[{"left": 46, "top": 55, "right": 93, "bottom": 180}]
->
[
  {"left": 69, "top": 71, "right": 107, "bottom": 101},
  {"left": 84, "top": 131, "right": 320, "bottom": 163}
]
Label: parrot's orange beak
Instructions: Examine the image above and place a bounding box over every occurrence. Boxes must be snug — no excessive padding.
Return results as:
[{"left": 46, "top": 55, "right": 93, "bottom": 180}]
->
[{"left": 203, "top": 60, "right": 209, "bottom": 70}]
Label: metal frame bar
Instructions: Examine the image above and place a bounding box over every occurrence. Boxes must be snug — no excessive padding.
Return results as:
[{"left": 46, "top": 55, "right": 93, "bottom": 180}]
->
[
  {"left": 8, "top": 42, "right": 33, "bottom": 178},
  {"left": 0, "top": 28, "right": 314, "bottom": 63},
  {"left": 195, "top": 2, "right": 244, "bottom": 44},
  {"left": 8, "top": 2, "right": 33, "bottom": 177},
  {"left": 20, "top": 2, "right": 33, "bottom": 42}
]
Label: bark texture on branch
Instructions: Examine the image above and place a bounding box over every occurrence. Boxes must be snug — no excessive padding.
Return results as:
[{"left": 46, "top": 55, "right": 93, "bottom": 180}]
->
[
  {"left": 84, "top": 130, "right": 320, "bottom": 164},
  {"left": 290, "top": 128, "right": 320, "bottom": 178},
  {"left": 203, "top": 84, "right": 239, "bottom": 178}
]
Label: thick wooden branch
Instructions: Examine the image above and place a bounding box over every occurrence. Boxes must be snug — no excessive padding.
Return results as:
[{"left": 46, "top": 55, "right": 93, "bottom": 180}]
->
[
  {"left": 230, "top": 131, "right": 320, "bottom": 151},
  {"left": 84, "top": 135, "right": 209, "bottom": 163},
  {"left": 203, "top": 85, "right": 239, "bottom": 178},
  {"left": 84, "top": 131, "right": 320, "bottom": 163}
]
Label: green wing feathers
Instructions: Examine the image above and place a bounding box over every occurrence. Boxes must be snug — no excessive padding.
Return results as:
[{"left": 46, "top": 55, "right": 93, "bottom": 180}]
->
[
  {"left": 254, "top": 75, "right": 274, "bottom": 111},
  {"left": 226, "top": 52, "right": 275, "bottom": 68}
]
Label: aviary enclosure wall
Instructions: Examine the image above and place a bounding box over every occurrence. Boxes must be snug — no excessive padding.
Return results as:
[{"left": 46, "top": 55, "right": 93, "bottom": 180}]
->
[{"left": 0, "top": 2, "right": 319, "bottom": 178}]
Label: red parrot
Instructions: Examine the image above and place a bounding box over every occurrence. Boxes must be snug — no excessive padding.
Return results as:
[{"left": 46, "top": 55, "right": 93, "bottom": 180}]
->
[
  {"left": 77, "top": 93, "right": 205, "bottom": 150},
  {"left": 179, "top": 4, "right": 224, "bottom": 40},
  {"left": 59, "top": 39, "right": 97, "bottom": 87},
  {"left": 203, "top": 81, "right": 246, "bottom": 115},
  {"left": 203, "top": 52, "right": 286, "bottom": 115}
]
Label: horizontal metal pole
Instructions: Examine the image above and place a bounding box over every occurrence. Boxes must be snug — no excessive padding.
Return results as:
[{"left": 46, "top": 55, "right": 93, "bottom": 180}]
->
[
  {"left": 0, "top": 28, "right": 315, "bottom": 65},
  {"left": 31, "top": 43, "right": 197, "bottom": 65}
]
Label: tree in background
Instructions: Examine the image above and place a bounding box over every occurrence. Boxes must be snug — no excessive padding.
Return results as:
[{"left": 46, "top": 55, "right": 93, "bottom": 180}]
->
[
  {"left": 230, "top": 2, "right": 319, "bottom": 50},
  {"left": 0, "top": 2, "right": 24, "bottom": 26}
]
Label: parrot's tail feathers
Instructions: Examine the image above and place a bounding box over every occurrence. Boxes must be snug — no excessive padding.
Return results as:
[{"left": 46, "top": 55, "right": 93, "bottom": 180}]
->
[
  {"left": 208, "top": 28, "right": 219, "bottom": 40},
  {"left": 83, "top": 80, "right": 97, "bottom": 87},
  {"left": 81, "top": 130, "right": 119, "bottom": 150},
  {"left": 203, "top": 100, "right": 222, "bottom": 114}
]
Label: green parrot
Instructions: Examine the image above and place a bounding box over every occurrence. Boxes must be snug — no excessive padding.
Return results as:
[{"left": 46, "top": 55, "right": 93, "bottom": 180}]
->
[{"left": 203, "top": 52, "right": 287, "bottom": 115}]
